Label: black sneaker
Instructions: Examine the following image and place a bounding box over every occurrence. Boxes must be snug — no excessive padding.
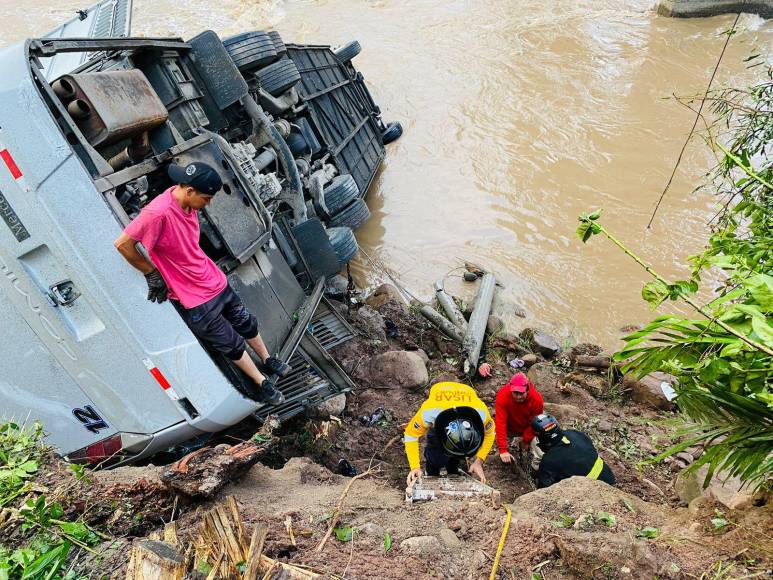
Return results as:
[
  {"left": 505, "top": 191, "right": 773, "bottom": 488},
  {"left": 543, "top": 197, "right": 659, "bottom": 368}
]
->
[
  {"left": 263, "top": 356, "right": 292, "bottom": 378},
  {"left": 253, "top": 378, "right": 285, "bottom": 405}
]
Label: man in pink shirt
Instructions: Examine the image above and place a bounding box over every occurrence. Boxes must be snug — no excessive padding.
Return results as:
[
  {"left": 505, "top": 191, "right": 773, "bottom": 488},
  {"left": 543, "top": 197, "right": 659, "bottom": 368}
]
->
[{"left": 114, "top": 162, "right": 288, "bottom": 405}]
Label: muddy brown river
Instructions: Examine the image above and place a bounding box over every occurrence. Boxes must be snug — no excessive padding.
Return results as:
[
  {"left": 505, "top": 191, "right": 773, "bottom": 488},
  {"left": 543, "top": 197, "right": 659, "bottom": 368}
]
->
[{"left": 2, "top": 1, "right": 771, "bottom": 348}]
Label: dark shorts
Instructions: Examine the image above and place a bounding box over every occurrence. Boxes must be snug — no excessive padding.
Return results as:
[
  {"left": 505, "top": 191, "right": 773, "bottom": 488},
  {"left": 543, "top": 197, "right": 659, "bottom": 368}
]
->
[{"left": 181, "top": 285, "right": 259, "bottom": 360}]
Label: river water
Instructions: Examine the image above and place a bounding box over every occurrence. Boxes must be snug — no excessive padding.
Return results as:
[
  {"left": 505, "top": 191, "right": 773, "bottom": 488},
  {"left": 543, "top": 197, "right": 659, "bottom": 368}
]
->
[{"left": 1, "top": 0, "right": 771, "bottom": 348}]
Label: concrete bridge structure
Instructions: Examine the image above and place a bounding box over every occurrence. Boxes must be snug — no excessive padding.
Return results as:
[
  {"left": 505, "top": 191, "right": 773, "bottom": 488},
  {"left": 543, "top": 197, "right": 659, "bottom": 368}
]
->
[{"left": 658, "top": 0, "right": 773, "bottom": 17}]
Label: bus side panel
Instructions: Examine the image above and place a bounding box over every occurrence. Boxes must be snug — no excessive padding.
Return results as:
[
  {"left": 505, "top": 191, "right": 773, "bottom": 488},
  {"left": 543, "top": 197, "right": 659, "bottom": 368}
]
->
[{"left": 0, "top": 282, "right": 114, "bottom": 452}]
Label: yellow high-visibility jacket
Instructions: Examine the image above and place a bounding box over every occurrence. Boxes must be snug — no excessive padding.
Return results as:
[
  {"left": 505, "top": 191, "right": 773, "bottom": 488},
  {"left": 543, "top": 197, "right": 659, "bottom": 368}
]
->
[{"left": 403, "top": 382, "right": 495, "bottom": 470}]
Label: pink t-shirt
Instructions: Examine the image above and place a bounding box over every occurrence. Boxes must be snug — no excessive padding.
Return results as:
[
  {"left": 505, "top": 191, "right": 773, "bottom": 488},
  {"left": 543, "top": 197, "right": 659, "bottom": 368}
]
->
[{"left": 124, "top": 187, "right": 227, "bottom": 309}]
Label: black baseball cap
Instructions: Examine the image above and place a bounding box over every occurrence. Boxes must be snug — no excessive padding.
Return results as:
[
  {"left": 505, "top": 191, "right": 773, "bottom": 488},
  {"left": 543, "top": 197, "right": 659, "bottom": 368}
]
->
[{"left": 168, "top": 162, "right": 223, "bottom": 195}]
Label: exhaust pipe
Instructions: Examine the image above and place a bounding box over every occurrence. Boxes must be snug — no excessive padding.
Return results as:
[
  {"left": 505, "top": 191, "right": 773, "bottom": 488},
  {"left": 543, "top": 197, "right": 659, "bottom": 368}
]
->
[
  {"left": 67, "top": 99, "right": 92, "bottom": 120},
  {"left": 52, "top": 78, "right": 75, "bottom": 101}
]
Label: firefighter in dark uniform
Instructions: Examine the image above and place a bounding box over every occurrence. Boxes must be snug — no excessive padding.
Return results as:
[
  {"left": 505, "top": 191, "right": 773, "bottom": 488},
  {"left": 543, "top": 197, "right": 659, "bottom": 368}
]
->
[{"left": 531, "top": 414, "right": 615, "bottom": 488}]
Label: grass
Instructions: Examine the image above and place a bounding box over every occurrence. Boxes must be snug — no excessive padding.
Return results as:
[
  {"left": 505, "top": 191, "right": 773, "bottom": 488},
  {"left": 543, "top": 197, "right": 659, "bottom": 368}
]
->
[{"left": 0, "top": 421, "right": 108, "bottom": 579}]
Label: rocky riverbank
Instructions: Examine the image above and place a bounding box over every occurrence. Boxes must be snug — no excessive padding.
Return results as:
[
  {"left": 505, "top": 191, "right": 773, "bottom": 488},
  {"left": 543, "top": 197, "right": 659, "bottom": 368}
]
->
[
  {"left": 657, "top": 0, "right": 773, "bottom": 19},
  {"left": 1, "top": 274, "right": 770, "bottom": 578}
]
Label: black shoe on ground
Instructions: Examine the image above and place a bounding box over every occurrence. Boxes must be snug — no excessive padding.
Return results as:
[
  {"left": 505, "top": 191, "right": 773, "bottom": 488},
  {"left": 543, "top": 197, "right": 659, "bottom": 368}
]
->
[
  {"left": 263, "top": 356, "right": 292, "bottom": 378},
  {"left": 253, "top": 378, "right": 285, "bottom": 405}
]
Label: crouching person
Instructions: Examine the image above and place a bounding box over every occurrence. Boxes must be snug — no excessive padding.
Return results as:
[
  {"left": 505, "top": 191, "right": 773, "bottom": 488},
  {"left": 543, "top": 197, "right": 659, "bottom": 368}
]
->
[
  {"left": 404, "top": 382, "right": 496, "bottom": 487},
  {"left": 495, "top": 373, "right": 544, "bottom": 469},
  {"left": 531, "top": 414, "right": 615, "bottom": 488}
]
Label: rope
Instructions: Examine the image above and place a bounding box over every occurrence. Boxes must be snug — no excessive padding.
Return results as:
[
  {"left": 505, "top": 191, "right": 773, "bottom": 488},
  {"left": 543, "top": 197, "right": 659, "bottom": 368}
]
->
[
  {"left": 357, "top": 246, "right": 425, "bottom": 304},
  {"left": 647, "top": 12, "right": 741, "bottom": 229},
  {"left": 488, "top": 503, "right": 512, "bottom": 580}
]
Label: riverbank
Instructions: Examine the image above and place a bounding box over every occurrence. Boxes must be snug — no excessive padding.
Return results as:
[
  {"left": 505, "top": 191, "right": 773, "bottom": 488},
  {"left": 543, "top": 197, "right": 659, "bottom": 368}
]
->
[
  {"left": 1, "top": 273, "right": 770, "bottom": 578},
  {"left": 658, "top": 0, "right": 773, "bottom": 18}
]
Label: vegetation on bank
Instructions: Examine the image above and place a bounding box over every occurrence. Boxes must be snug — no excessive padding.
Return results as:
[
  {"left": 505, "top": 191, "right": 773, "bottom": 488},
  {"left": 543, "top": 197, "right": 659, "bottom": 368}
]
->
[
  {"left": 0, "top": 422, "right": 106, "bottom": 580},
  {"left": 578, "top": 61, "right": 773, "bottom": 489}
]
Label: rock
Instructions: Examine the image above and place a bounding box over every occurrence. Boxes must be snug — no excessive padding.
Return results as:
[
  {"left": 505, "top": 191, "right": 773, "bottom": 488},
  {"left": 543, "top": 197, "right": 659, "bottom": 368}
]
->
[
  {"left": 596, "top": 419, "right": 613, "bottom": 433},
  {"left": 366, "top": 283, "right": 404, "bottom": 309},
  {"left": 622, "top": 372, "right": 676, "bottom": 411},
  {"left": 474, "top": 550, "right": 488, "bottom": 568},
  {"left": 521, "top": 353, "right": 538, "bottom": 367},
  {"left": 521, "top": 329, "right": 562, "bottom": 358},
  {"left": 554, "top": 532, "right": 658, "bottom": 575},
  {"left": 564, "top": 371, "right": 609, "bottom": 397},
  {"left": 306, "top": 393, "right": 347, "bottom": 419},
  {"left": 400, "top": 535, "right": 443, "bottom": 554},
  {"left": 448, "top": 519, "right": 466, "bottom": 534},
  {"left": 528, "top": 363, "right": 568, "bottom": 401},
  {"left": 352, "top": 305, "right": 387, "bottom": 342},
  {"left": 675, "top": 465, "right": 755, "bottom": 509},
  {"left": 413, "top": 349, "right": 430, "bottom": 363},
  {"left": 438, "top": 528, "right": 461, "bottom": 548},
  {"left": 639, "top": 441, "right": 658, "bottom": 456},
  {"left": 657, "top": 0, "right": 773, "bottom": 20},
  {"left": 359, "top": 522, "right": 385, "bottom": 537},
  {"left": 543, "top": 402, "right": 584, "bottom": 424},
  {"left": 675, "top": 452, "right": 694, "bottom": 466},
  {"left": 486, "top": 315, "right": 504, "bottom": 334},
  {"left": 687, "top": 495, "right": 711, "bottom": 515},
  {"left": 325, "top": 274, "right": 349, "bottom": 299},
  {"left": 367, "top": 351, "right": 429, "bottom": 389}
]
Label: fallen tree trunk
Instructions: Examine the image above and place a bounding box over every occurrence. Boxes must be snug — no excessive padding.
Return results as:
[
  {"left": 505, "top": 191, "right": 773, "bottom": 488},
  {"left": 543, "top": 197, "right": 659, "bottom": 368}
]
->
[
  {"left": 415, "top": 302, "right": 464, "bottom": 342},
  {"left": 575, "top": 355, "right": 612, "bottom": 369},
  {"left": 161, "top": 419, "right": 279, "bottom": 499},
  {"left": 463, "top": 273, "right": 496, "bottom": 373},
  {"left": 434, "top": 280, "right": 468, "bottom": 331}
]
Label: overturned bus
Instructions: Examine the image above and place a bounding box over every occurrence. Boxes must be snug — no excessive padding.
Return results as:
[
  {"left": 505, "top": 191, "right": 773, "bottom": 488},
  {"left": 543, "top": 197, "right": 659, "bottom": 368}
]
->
[{"left": 0, "top": 0, "right": 401, "bottom": 465}]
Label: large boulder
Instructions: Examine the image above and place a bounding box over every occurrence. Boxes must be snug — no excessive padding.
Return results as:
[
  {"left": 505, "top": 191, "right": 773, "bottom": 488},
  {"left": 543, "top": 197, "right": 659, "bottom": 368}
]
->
[
  {"left": 352, "top": 305, "right": 387, "bottom": 342},
  {"left": 367, "top": 350, "right": 429, "bottom": 389},
  {"left": 563, "top": 370, "right": 609, "bottom": 398},
  {"left": 622, "top": 372, "right": 676, "bottom": 411},
  {"left": 521, "top": 328, "right": 561, "bottom": 358},
  {"left": 527, "top": 362, "right": 566, "bottom": 401},
  {"left": 365, "top": 283, "right": 404, "bottom": 309},
  {"left": 675, "top": 465, "right": 757, "bottom": 510},
  {"left": 544, "top": 402, "right": 584, "bottom": 425},
  {"left": 306, "top": 393, "right": 347, "bottom": 419}
]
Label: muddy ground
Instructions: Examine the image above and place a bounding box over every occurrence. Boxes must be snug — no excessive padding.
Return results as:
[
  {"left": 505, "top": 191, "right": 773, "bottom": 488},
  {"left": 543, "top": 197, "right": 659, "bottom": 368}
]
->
[{"left": 4, "top": 285, "right": 771, "bottom": 579}]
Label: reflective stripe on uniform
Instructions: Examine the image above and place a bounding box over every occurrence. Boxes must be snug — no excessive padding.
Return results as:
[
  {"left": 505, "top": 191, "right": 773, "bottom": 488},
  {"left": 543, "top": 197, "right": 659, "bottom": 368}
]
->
[{"left": 587, "top": 456, "right": 604, "bottom": 480}]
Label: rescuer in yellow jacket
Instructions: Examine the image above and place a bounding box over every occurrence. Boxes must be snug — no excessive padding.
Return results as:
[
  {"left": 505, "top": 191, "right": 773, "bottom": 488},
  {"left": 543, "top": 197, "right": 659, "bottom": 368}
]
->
[{"left": 404, "top": 381, "right": 496, "bottom": 487}]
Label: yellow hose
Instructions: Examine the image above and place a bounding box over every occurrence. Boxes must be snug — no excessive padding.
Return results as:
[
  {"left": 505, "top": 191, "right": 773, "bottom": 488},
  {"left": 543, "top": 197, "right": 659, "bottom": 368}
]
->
[{"left": 489, "top": 503, "right": 512, "bottom": 580}]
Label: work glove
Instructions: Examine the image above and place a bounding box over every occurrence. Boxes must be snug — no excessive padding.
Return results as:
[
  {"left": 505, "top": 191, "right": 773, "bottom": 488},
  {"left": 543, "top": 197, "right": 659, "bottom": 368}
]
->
[{"left": 144, "top": 269, "right": 169, "bottom": 303}]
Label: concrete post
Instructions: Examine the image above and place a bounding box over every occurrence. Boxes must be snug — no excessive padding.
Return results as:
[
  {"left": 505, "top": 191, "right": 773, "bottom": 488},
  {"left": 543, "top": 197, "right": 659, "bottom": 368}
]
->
[{"left": 657, "top": 0, "right": 773, "bottom": 18}]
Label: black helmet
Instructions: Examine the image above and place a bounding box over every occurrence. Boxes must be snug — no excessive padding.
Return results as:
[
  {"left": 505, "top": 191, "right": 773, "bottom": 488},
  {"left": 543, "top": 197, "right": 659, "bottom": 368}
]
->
[
  {"left": 435, "top": 407, "right": 484, "bottom": 458},
  {"left": 531, "top": 413, "right": 562, "bottom": 447}
]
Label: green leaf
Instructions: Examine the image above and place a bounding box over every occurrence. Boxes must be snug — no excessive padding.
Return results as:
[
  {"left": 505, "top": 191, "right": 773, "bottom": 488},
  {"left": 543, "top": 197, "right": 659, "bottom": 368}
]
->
[
  {"left": 634, "top": 527, "right": 659, "bottom": 539},
  {"left": 576, "top": 210, "right": 603, "bottom": 243},
  {"left": 750, "top": 316, "right": 773, "bottom": 346},
  {"left": 333, "top": 525, "right": 355, "bottom": 542},
  {"left": 21, "top": 542, "right": 69, "bottom": 579},
  {"left": 383, "top": 532, "right": 392, "bottom": 551},
  {"left": 551, "top": 513, "right": 576, "bottom": 528},
  {"left": 711, "top": 517, "right": 729, "bottom": 531},
  {"left": 595, "top": 512, "right": 617, "bottom": 527},
  {"left": 642, "top": 281, "right": 669, "bottom": 308}
]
